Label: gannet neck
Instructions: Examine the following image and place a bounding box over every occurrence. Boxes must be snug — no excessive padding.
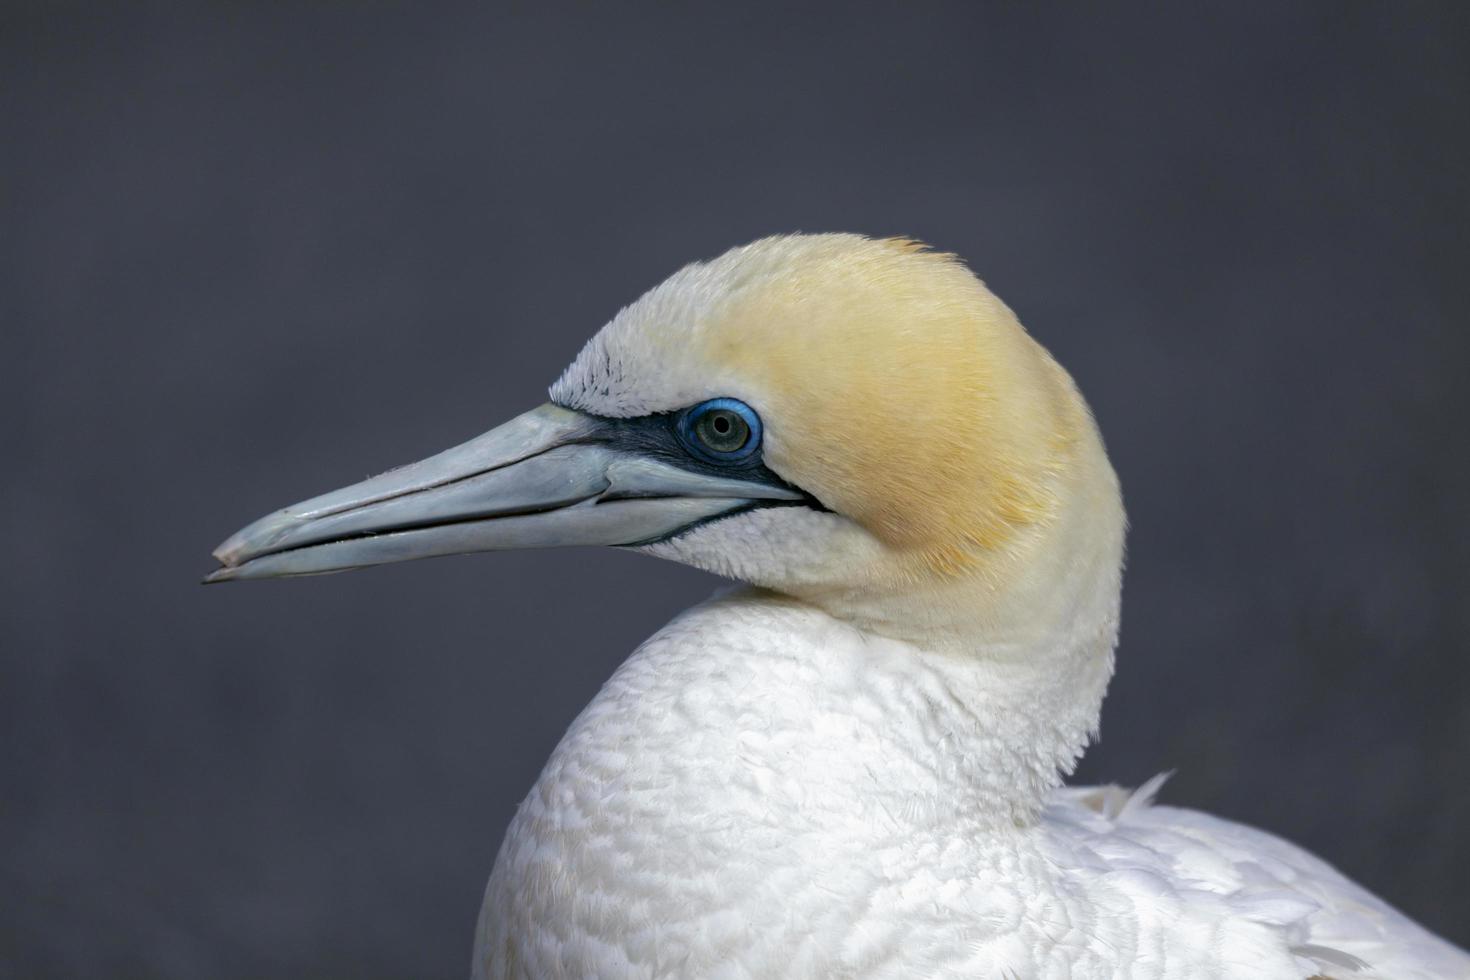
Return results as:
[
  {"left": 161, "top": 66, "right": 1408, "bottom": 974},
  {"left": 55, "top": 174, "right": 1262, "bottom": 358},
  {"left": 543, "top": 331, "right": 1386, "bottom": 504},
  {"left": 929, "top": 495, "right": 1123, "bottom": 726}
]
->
[
  {"left": 842, "top": 604, "right": 1117, "bottom": 828},
  {"left": 475, "top": 587, "right": 1112, "bottom": 976},
  {"left": 564, "top": 577, "right": 1113, "bottom": 837},
  {"left": 690, "top": 592, "right": 1101, "bottom": 825},
  {"left": 820, "top": 421, "right": 1123, "bottom": 823}
]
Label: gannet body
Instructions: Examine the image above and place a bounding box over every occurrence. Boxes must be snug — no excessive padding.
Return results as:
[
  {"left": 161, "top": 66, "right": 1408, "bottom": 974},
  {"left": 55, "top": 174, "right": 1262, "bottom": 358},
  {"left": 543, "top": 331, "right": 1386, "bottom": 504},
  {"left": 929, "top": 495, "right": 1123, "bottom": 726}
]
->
[{"left": 209, "top": 235, "right": 1469, "bottom": 979}]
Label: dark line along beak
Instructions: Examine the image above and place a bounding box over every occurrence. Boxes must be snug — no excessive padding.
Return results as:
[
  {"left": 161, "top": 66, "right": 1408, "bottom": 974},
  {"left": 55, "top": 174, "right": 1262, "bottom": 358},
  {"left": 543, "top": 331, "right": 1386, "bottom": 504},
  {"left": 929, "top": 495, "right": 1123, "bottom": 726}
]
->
[{"left": 205, "top": 403, "right": 805, "bottom": 583}]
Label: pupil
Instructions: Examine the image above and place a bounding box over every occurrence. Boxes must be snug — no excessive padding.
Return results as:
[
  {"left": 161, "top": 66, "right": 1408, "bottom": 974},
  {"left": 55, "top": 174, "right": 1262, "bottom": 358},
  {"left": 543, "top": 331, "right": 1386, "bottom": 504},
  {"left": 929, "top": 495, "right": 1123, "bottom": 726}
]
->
[{"left": 688, "top": 402, "right": 755, "bottom": 456}]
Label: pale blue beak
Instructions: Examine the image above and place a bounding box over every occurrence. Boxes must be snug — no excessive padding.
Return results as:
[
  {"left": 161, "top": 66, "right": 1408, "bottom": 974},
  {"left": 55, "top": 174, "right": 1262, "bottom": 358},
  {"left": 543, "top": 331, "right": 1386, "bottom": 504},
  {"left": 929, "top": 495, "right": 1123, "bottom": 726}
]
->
[{"left": 206, "top": 403, "right": 804, "bottom": 582}]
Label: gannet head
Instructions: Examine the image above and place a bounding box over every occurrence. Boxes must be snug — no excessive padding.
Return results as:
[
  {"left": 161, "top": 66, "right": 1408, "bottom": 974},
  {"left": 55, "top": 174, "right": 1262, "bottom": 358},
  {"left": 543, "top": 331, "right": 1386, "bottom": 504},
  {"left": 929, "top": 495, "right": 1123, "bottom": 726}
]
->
[{"left": 209, "top": 234, "right": 1124, "bottom": 645}]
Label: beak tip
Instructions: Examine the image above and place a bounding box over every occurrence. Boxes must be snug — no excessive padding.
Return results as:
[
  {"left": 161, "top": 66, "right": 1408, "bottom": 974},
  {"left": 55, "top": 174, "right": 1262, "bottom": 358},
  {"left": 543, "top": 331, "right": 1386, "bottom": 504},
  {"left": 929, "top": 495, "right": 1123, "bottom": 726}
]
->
[
  {"left": 212, "top": 510, "right": 300, "bottom": 568},
  {"left": 202, "top": 565, "right": 238, "bottom": 585},
  {"left": 211, "top": 533, "right": 245, "bottom": 566}
]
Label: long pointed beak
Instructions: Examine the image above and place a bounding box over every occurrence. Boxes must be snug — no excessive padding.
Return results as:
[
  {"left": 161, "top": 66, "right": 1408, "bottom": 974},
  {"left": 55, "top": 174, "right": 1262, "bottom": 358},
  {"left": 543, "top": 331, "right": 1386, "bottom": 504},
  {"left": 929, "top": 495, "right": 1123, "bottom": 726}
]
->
[{"left": 205, "top": 403, "right": 804, "bottom": 583}]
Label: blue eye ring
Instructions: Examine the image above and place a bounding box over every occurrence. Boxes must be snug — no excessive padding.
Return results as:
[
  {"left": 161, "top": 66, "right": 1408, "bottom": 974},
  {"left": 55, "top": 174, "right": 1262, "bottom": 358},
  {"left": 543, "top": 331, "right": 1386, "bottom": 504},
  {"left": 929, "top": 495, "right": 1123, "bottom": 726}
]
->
[{"left": 677, "top": 398, "right": 762, "bottom": 463}]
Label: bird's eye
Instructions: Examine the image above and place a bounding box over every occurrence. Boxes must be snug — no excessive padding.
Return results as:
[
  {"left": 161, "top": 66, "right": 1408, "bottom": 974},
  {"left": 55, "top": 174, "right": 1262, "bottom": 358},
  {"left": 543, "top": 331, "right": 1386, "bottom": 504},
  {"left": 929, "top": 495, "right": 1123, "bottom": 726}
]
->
[{"left": 678, "top": 398, "right": 761, "bottom": 462}]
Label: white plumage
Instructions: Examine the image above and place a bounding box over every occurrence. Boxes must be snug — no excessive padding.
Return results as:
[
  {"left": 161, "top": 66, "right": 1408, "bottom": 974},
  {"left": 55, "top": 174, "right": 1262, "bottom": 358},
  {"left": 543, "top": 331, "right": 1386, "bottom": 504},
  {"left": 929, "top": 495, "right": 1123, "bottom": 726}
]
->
[{"left": 475, "top": 595, "right": 1466, "bottom": 979}]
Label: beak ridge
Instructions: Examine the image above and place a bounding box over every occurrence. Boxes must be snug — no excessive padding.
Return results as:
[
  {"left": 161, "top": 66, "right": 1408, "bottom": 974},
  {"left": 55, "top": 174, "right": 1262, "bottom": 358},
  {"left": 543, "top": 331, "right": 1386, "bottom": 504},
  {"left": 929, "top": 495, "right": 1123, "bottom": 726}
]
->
[
  {"left": 211, "top": 403, "right": 592, "bottom": 567},
  {"left": 205, "top": 402, "right": 803, "bottom": 583}
]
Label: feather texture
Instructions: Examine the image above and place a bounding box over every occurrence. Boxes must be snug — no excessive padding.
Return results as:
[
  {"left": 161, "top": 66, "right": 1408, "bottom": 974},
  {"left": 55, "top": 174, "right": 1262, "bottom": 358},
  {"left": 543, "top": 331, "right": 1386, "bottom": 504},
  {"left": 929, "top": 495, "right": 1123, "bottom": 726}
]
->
[{"left": 475, "top": 595, "right": 1467, "bottom": 979}]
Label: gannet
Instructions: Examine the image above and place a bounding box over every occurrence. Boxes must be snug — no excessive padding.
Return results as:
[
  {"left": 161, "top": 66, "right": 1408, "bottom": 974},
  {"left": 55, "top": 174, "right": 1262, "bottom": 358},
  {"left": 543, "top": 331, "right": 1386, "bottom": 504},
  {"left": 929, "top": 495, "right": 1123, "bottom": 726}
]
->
[{"left": 208, "top": 234, "right": 1469, "bottom": 979}]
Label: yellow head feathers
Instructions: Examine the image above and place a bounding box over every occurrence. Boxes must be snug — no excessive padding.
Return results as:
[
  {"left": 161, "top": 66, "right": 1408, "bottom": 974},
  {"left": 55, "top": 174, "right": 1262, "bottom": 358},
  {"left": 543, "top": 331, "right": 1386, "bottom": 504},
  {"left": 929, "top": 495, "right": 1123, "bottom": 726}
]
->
[{"left": 552, "top": 233, "right": 1097, "bottom": 578}]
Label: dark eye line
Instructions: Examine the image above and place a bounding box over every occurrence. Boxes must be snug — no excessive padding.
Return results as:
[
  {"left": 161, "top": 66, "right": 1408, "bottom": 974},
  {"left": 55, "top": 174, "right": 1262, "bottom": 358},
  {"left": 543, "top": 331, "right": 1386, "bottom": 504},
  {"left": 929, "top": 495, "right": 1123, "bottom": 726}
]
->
[{"left": 569, "top": 406, "right": 829, "bottom": 514}]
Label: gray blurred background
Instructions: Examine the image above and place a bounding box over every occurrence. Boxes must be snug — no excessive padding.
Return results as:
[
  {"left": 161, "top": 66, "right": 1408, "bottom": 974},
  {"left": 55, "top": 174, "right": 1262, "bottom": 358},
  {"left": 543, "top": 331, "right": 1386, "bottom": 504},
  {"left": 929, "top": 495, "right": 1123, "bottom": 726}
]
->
[{"left": 3, "top": 3, "right": 1468, "bottom": 977}]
